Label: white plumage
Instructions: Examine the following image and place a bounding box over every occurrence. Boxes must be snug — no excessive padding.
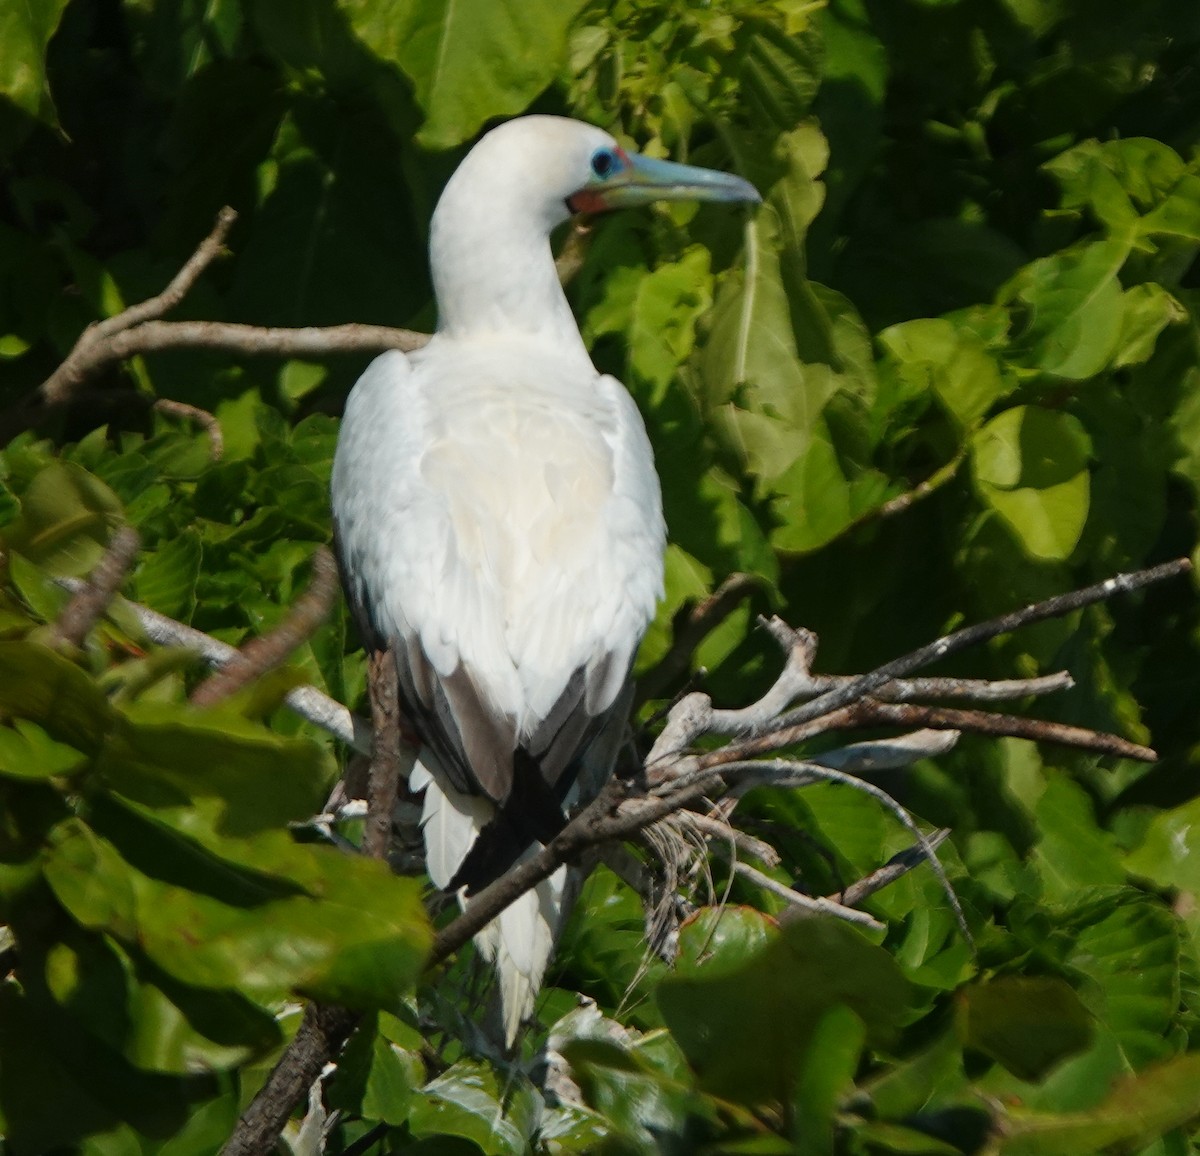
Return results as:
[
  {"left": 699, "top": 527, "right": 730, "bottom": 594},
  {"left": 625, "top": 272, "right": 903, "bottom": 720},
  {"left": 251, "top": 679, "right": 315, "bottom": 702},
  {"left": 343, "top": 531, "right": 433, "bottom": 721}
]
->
[{"left": 331, "top": 116, "right": 758, "bottom": 1043}]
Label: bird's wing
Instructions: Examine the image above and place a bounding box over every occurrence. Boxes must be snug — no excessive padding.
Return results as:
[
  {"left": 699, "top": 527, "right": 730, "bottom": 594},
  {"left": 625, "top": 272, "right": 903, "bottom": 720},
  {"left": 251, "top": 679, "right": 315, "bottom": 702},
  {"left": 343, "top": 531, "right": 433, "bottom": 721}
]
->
[{"left": 332, "top": 345, "right": 664, "bottom": 822}]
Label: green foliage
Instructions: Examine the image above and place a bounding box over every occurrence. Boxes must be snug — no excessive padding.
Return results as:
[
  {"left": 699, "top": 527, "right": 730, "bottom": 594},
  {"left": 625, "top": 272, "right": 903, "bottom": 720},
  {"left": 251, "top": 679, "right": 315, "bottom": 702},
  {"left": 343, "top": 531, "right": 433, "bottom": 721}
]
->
[{"left": 3, "top": 0, "right": 1200, "bottom": 1151}]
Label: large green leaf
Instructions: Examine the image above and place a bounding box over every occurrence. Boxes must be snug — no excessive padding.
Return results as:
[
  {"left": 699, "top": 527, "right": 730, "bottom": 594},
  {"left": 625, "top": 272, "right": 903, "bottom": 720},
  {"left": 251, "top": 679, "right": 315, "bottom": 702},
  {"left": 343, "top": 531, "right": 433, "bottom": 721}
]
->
[
  {"left": 879, "top": 317, "right": 1009, "bottom": 431},
  {"left": 998, "top": 1054, "right": 1200, "bottom": 1156},
  {"left": 658, "top": 908, "right": 911, "bottom": 1103},
  {"left": 344, "top": 0, "right": 589, "bottom": 149},
  {"left": 0, "top": 0, "right": 71, "bottom": 127},
  {"left": 408, "top": 1059, "right": 529, "bottom": 1155},
  {"left": 970, "top": 406, "right": 1092, "bottom": 562},
  {"left": 5, "top": 462, "right": 126, "bottom": 577},
  {"left": 42, "top": 816, "right": 432, "bottom": 1010},
  {"left": 1001, "top": 240, "right": 1129, "bottom": 380},
  {"left": 958, "top": 976, "right": 1093, "bottom": 1082}
]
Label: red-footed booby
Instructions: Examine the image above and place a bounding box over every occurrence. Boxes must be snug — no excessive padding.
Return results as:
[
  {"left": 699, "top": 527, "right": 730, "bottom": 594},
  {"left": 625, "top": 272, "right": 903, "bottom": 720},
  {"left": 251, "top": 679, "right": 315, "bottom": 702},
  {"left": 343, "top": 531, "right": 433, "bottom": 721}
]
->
[{"left": 331, "top": 115, "right": 759, "bottom": 1043}]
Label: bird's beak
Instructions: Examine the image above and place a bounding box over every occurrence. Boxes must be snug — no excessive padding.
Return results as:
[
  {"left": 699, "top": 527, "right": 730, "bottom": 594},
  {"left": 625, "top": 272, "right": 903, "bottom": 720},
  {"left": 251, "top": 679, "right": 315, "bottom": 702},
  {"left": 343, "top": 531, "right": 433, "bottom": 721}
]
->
[{"left": 570, "top": 152, "right": 761, "bottom": 214}]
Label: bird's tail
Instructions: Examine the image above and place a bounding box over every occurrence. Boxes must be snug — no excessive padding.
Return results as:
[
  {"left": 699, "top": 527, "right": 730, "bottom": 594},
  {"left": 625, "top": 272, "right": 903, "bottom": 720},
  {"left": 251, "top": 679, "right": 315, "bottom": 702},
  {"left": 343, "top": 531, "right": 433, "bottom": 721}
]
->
[
  {"left": 411, "top": 757, "right": 567, "bottom": 1045},
  {"left": 473, "top": 858, "right": 568, "bottom": 1045}
]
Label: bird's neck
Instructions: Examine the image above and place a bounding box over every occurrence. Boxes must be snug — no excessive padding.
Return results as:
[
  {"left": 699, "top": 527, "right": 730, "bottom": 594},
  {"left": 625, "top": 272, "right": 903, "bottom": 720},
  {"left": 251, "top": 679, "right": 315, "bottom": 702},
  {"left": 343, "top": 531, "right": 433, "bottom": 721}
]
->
[{"left": 429, "top": 204, "right": 589, "bottom": 359}]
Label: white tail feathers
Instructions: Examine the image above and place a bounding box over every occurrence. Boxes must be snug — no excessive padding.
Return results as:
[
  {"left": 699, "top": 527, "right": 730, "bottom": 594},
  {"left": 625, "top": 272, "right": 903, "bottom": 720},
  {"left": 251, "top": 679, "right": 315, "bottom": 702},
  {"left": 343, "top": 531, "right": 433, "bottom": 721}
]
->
[
  {"left": 474, "top": 859, "right": 568, "bottom": 1044},
  {"left": 411, "top": 756, "right": 566, "bottom": 1044}
]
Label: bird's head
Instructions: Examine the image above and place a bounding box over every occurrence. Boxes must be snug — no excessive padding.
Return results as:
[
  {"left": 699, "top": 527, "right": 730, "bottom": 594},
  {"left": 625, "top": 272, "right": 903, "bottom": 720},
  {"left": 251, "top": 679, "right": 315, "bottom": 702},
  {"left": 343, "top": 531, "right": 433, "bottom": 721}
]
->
[{"left": 446, "top": 116, "right": 760, "bottom": 234}]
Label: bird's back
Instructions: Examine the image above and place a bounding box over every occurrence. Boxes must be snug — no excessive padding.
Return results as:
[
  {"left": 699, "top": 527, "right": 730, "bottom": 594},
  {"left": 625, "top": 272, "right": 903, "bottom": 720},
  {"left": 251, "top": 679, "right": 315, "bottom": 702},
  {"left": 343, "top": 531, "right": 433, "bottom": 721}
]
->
[{"left": 332, "top": 337, "right": 664, "bottom": 839}]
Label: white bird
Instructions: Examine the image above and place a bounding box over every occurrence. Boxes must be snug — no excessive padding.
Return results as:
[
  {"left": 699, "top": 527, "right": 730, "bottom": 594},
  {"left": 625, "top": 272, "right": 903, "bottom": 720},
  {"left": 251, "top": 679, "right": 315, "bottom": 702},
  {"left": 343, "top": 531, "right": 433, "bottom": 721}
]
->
[{"left": 331, "top": 115, "right": 759, "bottom": 1043}]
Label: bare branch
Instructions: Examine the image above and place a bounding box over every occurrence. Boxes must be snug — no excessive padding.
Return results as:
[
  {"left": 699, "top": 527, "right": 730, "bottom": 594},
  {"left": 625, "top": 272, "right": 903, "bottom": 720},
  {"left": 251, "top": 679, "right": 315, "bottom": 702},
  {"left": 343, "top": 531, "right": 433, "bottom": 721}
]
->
[
  {"left": 768, "top": 557, "right": 1190, "bottom": 734},
  {"left": 832, "top": 829, "right": 952, "bottom": 908},
  {"left": 681, "top": 808, "right": 781, "bottom": 867},
  {"left": 50, "top": 526, "right": 141, "bottom": 649},
  {"left": 152, "top": 398, "right": 224, "bottom": 460},
  {"left": 33, "top": 204, "right": 430, "bottom": 420},
  {"left": 364, "top": 649, "right": 410, "bottom": 860},
  {"left": 41, "top": 207, "right": 238, "bottom": 406},
  {"left": 802, "top": 670, "right": 1075, "bottom": 704},
  {"left": 190, "top": 547, "right": 339, "bottom": 707},
  {"left": 732, "top": 861, "right": 885, "bottom": 929},
  {"left": 846, "top": 700, "right": 1156, "bottom": 762},
  {"left": 221, "top": 1003, "right": 358, "bottom": 1156},
  {"left": 808, "top": 728, "right": 961, "bottom": 773},
  {"left": 871, "top": 451, "right": 965, "bottom": 523},
  {"left": 94, "top": 318, "right": 428, "bottom": 362}
]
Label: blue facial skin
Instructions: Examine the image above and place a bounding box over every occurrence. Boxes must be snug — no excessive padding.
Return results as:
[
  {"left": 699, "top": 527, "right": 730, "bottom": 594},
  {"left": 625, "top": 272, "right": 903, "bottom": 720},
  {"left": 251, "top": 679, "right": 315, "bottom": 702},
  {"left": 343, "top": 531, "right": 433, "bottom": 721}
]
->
[{"left": 579, "top": 146, "right": 761, "bottom": 210}]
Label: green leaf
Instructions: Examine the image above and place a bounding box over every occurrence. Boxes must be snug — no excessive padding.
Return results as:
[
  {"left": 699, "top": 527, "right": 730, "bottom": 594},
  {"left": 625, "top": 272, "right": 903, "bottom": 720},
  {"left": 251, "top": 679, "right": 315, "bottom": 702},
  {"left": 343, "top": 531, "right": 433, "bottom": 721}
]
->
[
  {"left": 0, "top": 0, "right": 71, "bottom": 127},
  {"left": 345, "top": 0, "right": 590, "bottom": 150},
  {"left": 586, "top": 246, "right": 714, "bottom": 404},
  {"left": 792, "top": 1004, "right": 866, "bottom": 1155},
  {"left": 134, "top": 530, "right": 202, "bottom": 620},
  {"left": 1111, "top": 283, "right": 1186, "bottom": 369},
  {"left": 408, "top": 1059, "right": 527, "bottom": 1155},
  {"left": 958, "top": 976, "right": 1093, "bottom": 1081},
  {"left": 0, "top": 717, "right": 88, "bottom": 781},
  {"left": 0, "top": 639, "right": 117, "bottom": 753},
  {"left": 1029, "top": 775, "right": 1125, "bottom": 903},
  {"left": 699, "top": 208, "right": 837, "bottom": 480},
  {"left": 1002, "top": 240, "right": 1129, "bottom": 380},
  {"left": 5, "top": 462, "right": 126, "bottom": 577},
  {"left": 879, "top": 317, "right": 1009, "bottom": 430},
  {"left": 998, "top": 1054, "right": 1200, "bottom": 1156},
  {"left": 1126, "top": 796, "right": 1200, "bottom": 894},
  {"left": 659, "top": 910, "right": 911, "bottom": 1103},
  {"left": 970, "top": 406, "right": 1091, "bottom": 561},
  {"left": 329, "top": 1012, "right": 423, "bottom": 1125},
  {"left": 43, "top": 817, "right": 433, "bottom": 1010}
]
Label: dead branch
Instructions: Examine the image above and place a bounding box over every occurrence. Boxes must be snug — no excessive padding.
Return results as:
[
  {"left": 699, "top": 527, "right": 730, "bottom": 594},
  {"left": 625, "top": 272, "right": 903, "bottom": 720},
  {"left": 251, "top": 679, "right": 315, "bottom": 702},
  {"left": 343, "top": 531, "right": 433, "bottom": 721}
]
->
[
  {"left": 732, "top": 861, "right": 885, "bottom": 929},
  {"left": 831, "top": 829, "right": 951, "bottom": 909},
  {"left": 41, "top": 207, "right": 237, "bottom": 406},
  {"left": 50, "top": 525, "right": 141, "bottom": 649},
  {"left": 221, "top": 1003, "right": 357, "bottom": 1156},
  {"left": 75, "top": 318, "right": 428, "bottom": 363},
  {"left": 364, "top": 648, "right": 409, "bottom": 860},
  {"left": 58, "top": 577, "right": 370, "bottom": 750},
  {"left": 190, "top": 547, "right": 339, "bottom": 707},
  {"left": 32, "top": 205, "right": 430, "bottom": 421},
  {"left": 220, "top": 556, "right": 1190, "bottom": 1152}
]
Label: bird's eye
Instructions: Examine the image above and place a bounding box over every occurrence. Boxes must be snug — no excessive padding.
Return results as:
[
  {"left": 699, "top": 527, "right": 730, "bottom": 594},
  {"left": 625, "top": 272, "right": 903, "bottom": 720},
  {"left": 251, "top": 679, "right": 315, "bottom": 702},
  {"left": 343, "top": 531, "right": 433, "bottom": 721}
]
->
[{"left": 590, "top": 148, "right": 619, "bottom": 179}]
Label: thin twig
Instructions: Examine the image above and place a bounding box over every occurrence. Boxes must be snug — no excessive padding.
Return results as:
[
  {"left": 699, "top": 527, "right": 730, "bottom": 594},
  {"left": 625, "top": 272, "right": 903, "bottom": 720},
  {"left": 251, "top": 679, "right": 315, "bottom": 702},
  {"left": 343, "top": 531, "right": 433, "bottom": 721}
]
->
[
  {"left": 682, "top": 809, "right": 781, "bottom": 867},
  {"left": 41, "top": 207, "right": 238, "bottom": 406},
  {"left": 832, "top": 830, "right": 951, "bottom": 908},
  {"left": 871, "top": 451, "right": 965, "bottom": 523},
  {"left": 732, "top": 861, "right": 885, "bottom": 929},
  {"left": 767, "top": 558, "right": 1190, "bottom": 733},
  {"left": 847, "top": 700, "right": 1156, "bottom": 762},
  {"left": 153, "top": 399, "right": 224, "bottom": 460},
  {"left": 801, "top": 671, "right": 1074, "bottom": 704},
  {"left": 33, "top": 203, "right": 430, "bottom": 419},
  {"left": 49, "top": 526, "right": 141, "bottom": 648},
  {"left": 190, "top": 547, "right": 339, "bottom": 707}
]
